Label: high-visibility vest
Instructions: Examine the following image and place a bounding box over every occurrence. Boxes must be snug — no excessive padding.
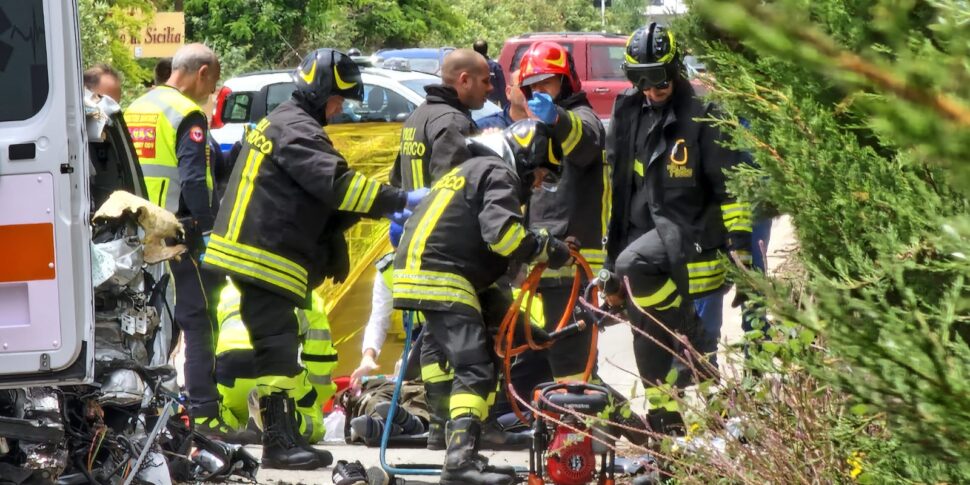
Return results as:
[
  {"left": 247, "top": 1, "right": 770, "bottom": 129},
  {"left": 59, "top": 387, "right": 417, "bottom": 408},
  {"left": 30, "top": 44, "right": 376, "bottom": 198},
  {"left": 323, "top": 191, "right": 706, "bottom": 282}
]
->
[{"left": 124, "top": 86, "right": 212, "bottom": 213}]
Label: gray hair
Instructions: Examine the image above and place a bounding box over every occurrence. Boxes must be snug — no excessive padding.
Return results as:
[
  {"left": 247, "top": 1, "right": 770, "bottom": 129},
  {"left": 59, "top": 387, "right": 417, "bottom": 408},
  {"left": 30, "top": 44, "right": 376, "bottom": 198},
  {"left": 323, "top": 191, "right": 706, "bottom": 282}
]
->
[{"left": 171, "top": 43, "right": 218, "bottom": 73}]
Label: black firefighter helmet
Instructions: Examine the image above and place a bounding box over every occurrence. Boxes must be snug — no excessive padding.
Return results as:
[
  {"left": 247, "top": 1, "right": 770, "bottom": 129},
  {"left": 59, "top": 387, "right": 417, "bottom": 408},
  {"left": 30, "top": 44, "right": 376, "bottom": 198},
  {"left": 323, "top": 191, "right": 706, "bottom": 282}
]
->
[
  {"left": 622, "top": 22, "right": 682, "bottom": 90},
  {"left": 292, "top": 48, "right": 364, "bottom": 112}
]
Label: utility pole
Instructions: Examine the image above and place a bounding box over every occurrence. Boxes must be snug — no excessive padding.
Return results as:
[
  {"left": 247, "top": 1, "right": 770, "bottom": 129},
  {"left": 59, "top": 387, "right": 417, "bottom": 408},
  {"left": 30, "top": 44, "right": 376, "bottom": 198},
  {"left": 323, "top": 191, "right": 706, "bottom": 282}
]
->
[{"left": 601, "top": 0, "right": 606, "bottom": 29}]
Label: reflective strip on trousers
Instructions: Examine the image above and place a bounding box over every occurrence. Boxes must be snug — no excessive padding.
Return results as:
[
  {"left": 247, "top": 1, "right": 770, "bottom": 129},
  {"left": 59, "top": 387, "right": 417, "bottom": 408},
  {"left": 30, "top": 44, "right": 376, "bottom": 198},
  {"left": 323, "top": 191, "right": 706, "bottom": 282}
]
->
[{"left": 450, "top": 393, "right": 488, "bottom": 420}]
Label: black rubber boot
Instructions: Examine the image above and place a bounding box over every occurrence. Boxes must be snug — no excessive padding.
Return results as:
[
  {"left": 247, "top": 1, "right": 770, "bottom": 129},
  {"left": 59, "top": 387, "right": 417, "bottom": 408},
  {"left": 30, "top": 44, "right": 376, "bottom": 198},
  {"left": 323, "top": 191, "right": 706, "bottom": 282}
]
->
[
  {"left": 480, "top": 417, "right": 530, "bottom": 450},
  {"left": 440, "top": 417, "right": 516, "bottom": 485},
  {"left": 646, "top": 408, "right": 685, "bottom": 437},
  {"left": 424, "top": 380, "right": 451, "bottom": 450},
  {"left": 259, "top": 394, "right": 329, "bottom": 470}
]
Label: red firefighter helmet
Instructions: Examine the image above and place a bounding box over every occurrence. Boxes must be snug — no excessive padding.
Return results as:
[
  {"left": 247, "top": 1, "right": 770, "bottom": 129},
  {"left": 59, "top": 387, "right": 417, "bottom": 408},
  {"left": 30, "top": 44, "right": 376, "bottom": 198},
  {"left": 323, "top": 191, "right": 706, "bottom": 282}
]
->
[{"left": 518, "top": 41, "right": 581, "bottom": 95}]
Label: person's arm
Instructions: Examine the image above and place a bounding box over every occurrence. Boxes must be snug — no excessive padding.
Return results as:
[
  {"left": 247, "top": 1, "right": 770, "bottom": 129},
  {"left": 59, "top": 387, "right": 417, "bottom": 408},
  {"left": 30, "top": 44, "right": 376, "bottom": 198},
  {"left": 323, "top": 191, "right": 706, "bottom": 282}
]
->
[
  {"left": 351, "top": 274, "right": 393, "bottom": 389},
  {"left": 361, "top": 274, "right": 393, "bottom": 356},
  {"left": 428, "top": 114, "right": 476, "bottom": 181},
  {"left": 276, "top": 125, "right": 408, "bottom": 217},
  {"left": 551, "top": 105, "right": 604, "bottom": 167},
  {"left": 175, "top": 112, "right": 215, "bottom": 233}
]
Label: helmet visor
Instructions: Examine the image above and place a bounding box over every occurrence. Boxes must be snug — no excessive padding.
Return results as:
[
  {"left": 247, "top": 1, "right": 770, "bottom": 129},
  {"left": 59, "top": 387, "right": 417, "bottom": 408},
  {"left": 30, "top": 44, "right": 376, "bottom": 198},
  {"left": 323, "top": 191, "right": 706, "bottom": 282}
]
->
[{"left": 623, "top": 63, "right": 669, "bottom": 90}]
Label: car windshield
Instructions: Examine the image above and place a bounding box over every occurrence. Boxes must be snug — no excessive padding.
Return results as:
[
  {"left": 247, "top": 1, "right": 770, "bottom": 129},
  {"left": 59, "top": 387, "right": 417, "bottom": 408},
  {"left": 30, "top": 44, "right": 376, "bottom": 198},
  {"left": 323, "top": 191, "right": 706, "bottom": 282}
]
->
[{"left": 399, "top": 79, "right": 501, "bottom": 121}]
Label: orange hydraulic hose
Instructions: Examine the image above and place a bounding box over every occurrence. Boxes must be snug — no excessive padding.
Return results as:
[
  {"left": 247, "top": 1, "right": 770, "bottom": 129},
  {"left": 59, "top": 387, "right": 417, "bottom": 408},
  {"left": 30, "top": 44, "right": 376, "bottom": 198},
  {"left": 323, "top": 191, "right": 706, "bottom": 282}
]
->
[{"left": 495, "top": 249, "right": 599, "bottom": 425}]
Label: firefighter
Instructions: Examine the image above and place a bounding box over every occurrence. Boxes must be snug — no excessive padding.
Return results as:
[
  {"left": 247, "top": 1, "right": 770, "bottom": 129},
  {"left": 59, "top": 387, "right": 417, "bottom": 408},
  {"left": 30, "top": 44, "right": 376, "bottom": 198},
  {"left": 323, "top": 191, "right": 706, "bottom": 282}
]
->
[
  {"left": 603, "top": 23, "right": 752, "bottom": 434},
  {"left": 390, "top": 48, "right": 491, "bottom": 190},
  {"left": 393, "top": 120, "right": 573, "bottom": 485},
  {"left": 389, "top": 47, "right": 492, "bottom": 449},
  {"left": 123, "top": 44, "right": 237, "bottom": 439},
  {"left": 214, "top": 280, "right": 336, "bottom": 444},
  {"left": 517, "top": 41, "right": 609, "bottom": 383},
  {"left": 203, "top": 48, "right": 427, "bottom": 470}
]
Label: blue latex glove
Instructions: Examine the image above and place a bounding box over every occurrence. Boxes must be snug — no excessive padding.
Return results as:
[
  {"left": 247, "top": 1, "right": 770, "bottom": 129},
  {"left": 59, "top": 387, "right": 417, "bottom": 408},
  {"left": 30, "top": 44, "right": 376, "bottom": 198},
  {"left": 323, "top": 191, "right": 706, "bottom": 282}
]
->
[
  {"left": 527, "top": 92, "right": 558, "bottom": 125},
  {"left": 390, "top": 209, "right": 412, "bottom": 226},
  {"left": 389, "top": 221, "right": 404, "bottom": 248},
  {"left": 406, "top": 188, "right": 430, "bottom": 210},
  {"left": 198, "top": 234, "right": 210, "bottom": 263}
]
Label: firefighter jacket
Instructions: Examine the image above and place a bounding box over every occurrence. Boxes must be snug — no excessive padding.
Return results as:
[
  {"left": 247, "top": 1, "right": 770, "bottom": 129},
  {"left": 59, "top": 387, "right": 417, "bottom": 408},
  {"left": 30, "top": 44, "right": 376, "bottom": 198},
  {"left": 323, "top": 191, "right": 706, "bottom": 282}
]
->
[
  {"left": 526, "top": 92, "right": 610, "bottom": 279},
  {"left": 390, "top": 85, "right": 478, "bottom": 190},
  {"left": 392, "top": 157, "right": 541, "bottom": 316},
  {"left": 204, "top": 98, "right": 407, "bottom": 306},
  {"left": 214, "top": 281, "right": 334, "bottom": 442},
  {"left": 605, "top": 88, "right": 751, "bottom": 297}
]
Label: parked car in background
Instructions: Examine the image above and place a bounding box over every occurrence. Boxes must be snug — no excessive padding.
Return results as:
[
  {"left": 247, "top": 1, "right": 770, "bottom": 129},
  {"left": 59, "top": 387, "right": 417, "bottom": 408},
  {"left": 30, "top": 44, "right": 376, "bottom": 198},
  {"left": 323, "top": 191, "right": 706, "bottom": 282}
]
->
[
  {"left": 210, "top": 65, "right": 500, "bottom": 156},
  {"left": 372, "top": 47, "right": 455, "bottom": 75},
  {"left": 499, "top": 32, "right": 629, "bottom": 119}
]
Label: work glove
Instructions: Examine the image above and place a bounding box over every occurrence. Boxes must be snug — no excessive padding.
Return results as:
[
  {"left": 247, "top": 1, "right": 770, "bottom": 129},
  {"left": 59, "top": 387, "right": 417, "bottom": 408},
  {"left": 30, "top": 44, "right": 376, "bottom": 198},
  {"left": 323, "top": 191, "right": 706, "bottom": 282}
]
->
[
  {"left": 527, "top": 92, "right": 559, "bottom": 125},
  {"left": 405, "top": 188, "right": 430, "bottom": 210},
  {"left": 389, "top": 220, "right": 404, "bottom": 248},
  {"left": 534, "top": 229, "right": 574, "bottom": 269}
]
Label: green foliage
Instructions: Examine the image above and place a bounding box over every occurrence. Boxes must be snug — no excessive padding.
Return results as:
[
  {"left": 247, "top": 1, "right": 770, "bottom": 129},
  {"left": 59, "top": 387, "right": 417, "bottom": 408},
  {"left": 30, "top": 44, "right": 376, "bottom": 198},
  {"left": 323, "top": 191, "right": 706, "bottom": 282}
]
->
[
  {"left": 78, "top": 0, "right": 155, "bottom": 97},
  {"left": 673, "top": 0, "right": 970, "bottom": 480},
  {"left": 184, "top": 0, "right": 330, "bottom": 70}
]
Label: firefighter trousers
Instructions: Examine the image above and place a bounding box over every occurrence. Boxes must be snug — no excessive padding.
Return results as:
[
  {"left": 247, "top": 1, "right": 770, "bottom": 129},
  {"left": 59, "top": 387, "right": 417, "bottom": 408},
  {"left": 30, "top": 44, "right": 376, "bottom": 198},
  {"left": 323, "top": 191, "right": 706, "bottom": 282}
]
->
[
  {"left": 421, "top": 308, "right": 495, "bottom": 420},
  {"left": 169, "top": 256, "right": 224, "bottom": 415},
  {"left": 234, "top": 279, "right": 304, "bottom": 394},
  {"left": 614, "top": 229, "right": 704, "bottom": 389}
]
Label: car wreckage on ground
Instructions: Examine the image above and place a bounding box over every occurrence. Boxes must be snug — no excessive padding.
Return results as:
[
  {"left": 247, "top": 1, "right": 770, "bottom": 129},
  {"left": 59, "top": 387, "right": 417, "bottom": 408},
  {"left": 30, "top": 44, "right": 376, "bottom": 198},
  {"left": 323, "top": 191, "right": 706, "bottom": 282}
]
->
[{"left": 0, "top": 1, "right": 257, "bottom": 482}]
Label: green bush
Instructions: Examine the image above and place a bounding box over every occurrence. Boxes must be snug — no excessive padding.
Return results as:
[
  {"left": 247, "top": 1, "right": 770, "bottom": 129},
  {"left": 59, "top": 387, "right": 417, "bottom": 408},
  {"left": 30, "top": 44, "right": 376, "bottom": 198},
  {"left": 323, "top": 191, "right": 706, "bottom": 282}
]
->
[{"left": 669, "top": 0, "right": 970, "bottom": 480}]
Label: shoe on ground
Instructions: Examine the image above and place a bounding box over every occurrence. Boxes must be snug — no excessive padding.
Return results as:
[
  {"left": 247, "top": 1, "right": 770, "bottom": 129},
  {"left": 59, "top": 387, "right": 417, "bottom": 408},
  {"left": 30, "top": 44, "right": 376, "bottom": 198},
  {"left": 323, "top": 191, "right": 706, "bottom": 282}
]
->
[{"left": 332, "top": 459, "right": 368, "bottom": 485}]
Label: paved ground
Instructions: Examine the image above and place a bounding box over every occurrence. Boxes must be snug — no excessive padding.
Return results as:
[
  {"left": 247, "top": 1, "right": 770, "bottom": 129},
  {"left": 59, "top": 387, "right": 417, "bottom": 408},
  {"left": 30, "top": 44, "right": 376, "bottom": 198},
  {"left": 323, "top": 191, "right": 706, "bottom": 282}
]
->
[{"left": 230, "top": 217, "right": 796, "bottom": 484}]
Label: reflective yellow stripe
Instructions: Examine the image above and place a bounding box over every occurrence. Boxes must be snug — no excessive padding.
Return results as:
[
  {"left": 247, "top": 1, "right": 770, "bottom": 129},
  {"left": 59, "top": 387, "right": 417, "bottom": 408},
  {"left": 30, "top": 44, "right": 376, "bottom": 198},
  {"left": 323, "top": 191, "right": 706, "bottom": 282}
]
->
[
  {"left": 357, "top": 178, "right": 380, "bottom": 213},
  {"left": 406, "top": 188, "right": 456, "bottom": 270},
  {"left": 601, "top": 159, "right": 611, "bottom": 243},
  {"left": 687, "top": 260, "right": 726, "bottom": 278},
  {"left": 209, "top": 234, "right": 308, "bottom": 281},
  {"left": 632, "top": 279, "right": 677, "bottom": 308},
  {"left": 486, "top": 391, "right": 496, "bottom": 407},
  {"left": 307, "top": 373, "right": 333, "bottom": 386},
  {"left": 656, "top": 295, "right": 682, "bottom": 311},
  {"left": 581, "top": 248, "right": 607, "bottom": 266},
  {"left": 561, "top": 111, "right": 583, "bottom": 155},
  {"left": 450, "top": 393, "right": 488, "bottom": 419},
  {"left": 226, "top": 150, "right": 266, "bottom": 241},
  {"left": 393, "top": 284, "right": 482, "bottom": 312},
  {"left": 489, "top": 223, "right": 527, "bottom": 256},
  {"left": 689, "top": 274, "right": 726, "bottom": 294},
  {"left": 205, "top": 251, "right": 307, "bottom": 299},
  {"left": 410, "top": 158, "right": 424, "bottom": 189},
  {"left": 338, "top": 172, "right": 367, "bottom": 211},
  {"left": 722, "top": 202, "right": 753, "bottom": 233},
  {"left": 421, "top": 363, "right": 454, "bottom": 384},
  {"left": 633, "top": 158, "right": 644, "bottom": 178}
]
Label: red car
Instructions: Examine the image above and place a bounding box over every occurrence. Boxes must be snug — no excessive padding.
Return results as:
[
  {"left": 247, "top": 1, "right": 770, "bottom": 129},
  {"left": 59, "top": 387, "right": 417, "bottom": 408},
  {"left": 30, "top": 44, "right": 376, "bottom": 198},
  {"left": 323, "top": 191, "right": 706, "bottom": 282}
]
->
[{"left": 499, "top": 32, "right": 630, "bottom": 119}]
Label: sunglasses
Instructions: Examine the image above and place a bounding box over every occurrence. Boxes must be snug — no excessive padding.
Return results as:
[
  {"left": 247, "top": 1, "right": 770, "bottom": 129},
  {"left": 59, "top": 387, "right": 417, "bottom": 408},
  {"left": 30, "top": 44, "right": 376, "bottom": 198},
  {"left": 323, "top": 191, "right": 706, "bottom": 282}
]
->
[{"left": 623, "top": 63, "right": 670, "bottom": 90}]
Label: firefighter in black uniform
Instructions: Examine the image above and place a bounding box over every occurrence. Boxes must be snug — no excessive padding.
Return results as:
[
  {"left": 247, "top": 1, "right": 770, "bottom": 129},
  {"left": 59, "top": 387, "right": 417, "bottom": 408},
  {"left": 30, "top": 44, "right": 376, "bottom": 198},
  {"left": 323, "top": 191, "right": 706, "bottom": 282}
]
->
[
  {"left": 203, "top": 49, "right": 427, "bottom": 470},
  {"left": 394, "top": 121, "right": 573, "bottom": 485},
  {"left": 603, "top": 23, "right": 752, "bottom": 434},
  {"left": 389, "top": 48, "right": 493, "bottom": 449},
  {"left": 517, "top": 41, "right": 609, "bottom": 383}
]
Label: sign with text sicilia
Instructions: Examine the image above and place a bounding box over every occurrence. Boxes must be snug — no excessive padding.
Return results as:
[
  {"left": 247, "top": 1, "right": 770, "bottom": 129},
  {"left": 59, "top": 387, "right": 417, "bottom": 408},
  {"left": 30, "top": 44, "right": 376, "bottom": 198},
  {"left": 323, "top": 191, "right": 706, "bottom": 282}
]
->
[{"left": 127, "top": 12, "right": 185, "bottom": 58}]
